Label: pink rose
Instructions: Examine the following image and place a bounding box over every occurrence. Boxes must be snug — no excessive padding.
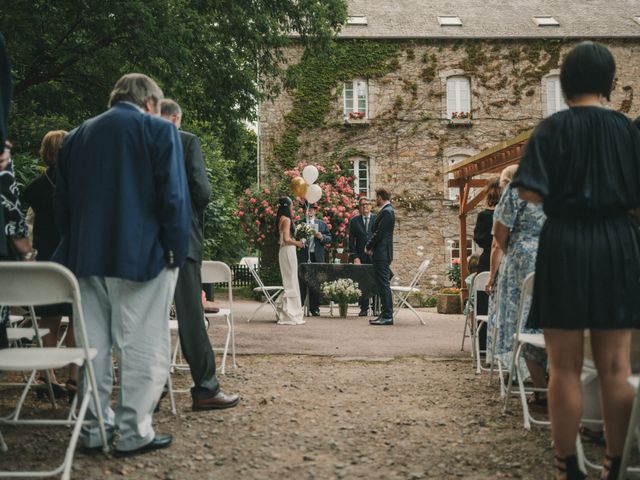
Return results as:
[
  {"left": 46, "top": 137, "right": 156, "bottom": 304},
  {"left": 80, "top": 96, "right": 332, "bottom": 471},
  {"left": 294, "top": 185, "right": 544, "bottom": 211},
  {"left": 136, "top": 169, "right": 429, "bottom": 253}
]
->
[
  {"left": 327, "top": 224, "right": 332, "bottom": 230},
  {"left": 238, "top": 211, "right": 245, "bottom": 217},
  {"left": 249, "top": 198, "right": 257, "bottom": 205},
  {"left": 264, "top": 188, "right": 271, "bottom": 195}
]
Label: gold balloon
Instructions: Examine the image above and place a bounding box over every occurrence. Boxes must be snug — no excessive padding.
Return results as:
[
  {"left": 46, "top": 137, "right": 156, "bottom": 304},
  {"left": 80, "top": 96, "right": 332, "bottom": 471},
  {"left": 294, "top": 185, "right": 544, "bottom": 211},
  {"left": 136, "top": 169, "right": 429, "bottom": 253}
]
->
[{"left": 291, "top": 176, "right": 308, "bottom": 198}]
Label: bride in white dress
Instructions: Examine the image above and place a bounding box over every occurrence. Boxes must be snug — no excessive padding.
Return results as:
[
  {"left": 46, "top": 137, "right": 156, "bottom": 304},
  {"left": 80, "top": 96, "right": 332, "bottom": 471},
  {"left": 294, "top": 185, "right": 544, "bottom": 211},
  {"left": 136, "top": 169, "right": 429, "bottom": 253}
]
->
[{"left": 275, "top": 197, "right": 305, "bottom": 325}]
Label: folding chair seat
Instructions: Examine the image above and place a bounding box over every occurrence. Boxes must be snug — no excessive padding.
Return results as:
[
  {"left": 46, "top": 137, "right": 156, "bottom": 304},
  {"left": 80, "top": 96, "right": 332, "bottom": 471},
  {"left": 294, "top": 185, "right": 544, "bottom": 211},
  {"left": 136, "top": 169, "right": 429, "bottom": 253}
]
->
[
  {"left": 243, "top": 259, "right": 284, "bottom": 323},
  {"left": 0, "top": 262, "right": 107, "bottom": 480},
  {"left": 616, "top": 375, "right": 640, "bottom": 479},
  {"left": 391, "top": 259, "right": 430, "bottom": 325},
  {"left": 503, "top": 272, "right": 549, "bottom": 430}
]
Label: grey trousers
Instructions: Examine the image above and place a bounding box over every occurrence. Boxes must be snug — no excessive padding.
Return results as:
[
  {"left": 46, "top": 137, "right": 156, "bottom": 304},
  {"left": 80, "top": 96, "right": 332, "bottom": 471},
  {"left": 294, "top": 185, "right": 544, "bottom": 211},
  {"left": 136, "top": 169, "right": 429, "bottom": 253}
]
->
[{"left": 78, "top": 268, "right": 178, "bottom": 450}]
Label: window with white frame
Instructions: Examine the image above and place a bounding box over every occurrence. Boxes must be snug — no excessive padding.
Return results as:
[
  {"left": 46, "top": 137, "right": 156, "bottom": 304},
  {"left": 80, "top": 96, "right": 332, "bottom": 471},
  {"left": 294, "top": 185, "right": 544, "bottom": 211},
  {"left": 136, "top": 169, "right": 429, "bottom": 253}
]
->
[
  {"left": 446, "top": 76, "right": 471, "bottom": 119},
  {"left": 349, "top": 157, "right": 370, "bottom": 198},
  {"left": 447, "top": 238, "right": 473, "bottom": 264},
  {"left": 545, "top": 75, "right": 568, "bottom": 116},
  {"left": 444, "top": 155, "right": 469, "bottom": 202},
  {"left": 344, "top": 79, "right": 368, "bottom": 118}
]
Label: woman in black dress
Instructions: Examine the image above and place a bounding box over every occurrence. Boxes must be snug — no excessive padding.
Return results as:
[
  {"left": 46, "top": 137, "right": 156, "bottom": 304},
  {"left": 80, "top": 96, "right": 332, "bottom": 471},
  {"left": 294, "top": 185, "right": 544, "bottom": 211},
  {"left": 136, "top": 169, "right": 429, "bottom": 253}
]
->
[
  {"left": 513, "top": 42, "right": 640, "bottom": 480},
  {"left": 23, "top": 130, "right": 75, "bottom": 396}
]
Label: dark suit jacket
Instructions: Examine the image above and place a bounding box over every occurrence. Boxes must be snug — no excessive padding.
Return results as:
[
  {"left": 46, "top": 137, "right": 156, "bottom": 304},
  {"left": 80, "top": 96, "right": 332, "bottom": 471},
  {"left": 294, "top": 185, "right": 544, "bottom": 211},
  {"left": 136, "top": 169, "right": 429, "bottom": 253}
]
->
[
  {"left": 53, "top": 102, "right": 191, "bottom": 281},
  {"left": 297, "top": 217, "right": 331, "bottom": 263},
  {"left": 366, "top": 203, "right": 395, "bottom": 262},
  {"left": 348, "top": 213, "right": 376, "bottom": 263},
  {"left": 179, "top": 131, "right": 211, "bottom": 263}
]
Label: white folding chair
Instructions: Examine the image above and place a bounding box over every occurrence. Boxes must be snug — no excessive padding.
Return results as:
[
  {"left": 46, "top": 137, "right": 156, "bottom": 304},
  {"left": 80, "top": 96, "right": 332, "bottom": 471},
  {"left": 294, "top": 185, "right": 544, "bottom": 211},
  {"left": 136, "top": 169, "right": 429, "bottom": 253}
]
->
[
  {"left": 503, "top": 272, "right": 549, "bottom": 430},
  {"left": 391, "top": 259, "right": 430, "bottom": 325},
  {"left": 470, "top": 272, "right": 490, "bottom": 373},
  {"left": 616, "top": 375, "right": 640, "bottom": 480},
  {"left": 460, "top": 273, "right": 477, "bottom": 353},
  {"left": 0, "top": 262, "right": 108, "bottom": 480},
  {"left": 244, "top": 260, "right": 284, "bottom": 323},
  {"left": 202, "top": 261, "right": 236, "bottom": 374}
]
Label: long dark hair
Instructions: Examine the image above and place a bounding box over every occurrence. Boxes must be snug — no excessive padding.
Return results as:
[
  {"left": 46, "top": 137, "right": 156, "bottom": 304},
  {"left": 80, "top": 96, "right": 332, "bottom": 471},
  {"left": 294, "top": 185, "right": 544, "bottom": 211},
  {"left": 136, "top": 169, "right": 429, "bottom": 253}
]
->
[{"left": 275, "top": 196, "right": 295, "bottom": 238}]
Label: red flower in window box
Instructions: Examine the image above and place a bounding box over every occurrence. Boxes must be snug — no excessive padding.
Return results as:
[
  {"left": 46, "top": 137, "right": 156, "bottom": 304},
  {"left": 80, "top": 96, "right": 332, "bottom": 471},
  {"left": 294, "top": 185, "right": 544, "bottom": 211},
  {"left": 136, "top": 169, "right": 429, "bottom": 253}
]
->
[{"left": 349, "top": 111, "right": 365, "bottom": 120}]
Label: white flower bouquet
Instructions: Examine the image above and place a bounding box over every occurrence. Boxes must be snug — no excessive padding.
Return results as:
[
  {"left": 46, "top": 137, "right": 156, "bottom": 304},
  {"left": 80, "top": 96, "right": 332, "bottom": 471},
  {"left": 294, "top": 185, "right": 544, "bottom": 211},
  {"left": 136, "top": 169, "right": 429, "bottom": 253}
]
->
[
  {"left": 295, "top": 223, "right": 316, "bottom": 241},
  {"left": 321, "top": 278, "right": 361, "bottom": 304}
]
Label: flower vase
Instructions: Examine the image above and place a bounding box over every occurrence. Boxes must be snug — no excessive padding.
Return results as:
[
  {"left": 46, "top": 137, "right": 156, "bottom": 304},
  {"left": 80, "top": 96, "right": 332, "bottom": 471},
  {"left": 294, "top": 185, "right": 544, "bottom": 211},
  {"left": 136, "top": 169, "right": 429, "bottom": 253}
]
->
[{"left": 338, "top": 302, "right": 348, "bottom": 318}]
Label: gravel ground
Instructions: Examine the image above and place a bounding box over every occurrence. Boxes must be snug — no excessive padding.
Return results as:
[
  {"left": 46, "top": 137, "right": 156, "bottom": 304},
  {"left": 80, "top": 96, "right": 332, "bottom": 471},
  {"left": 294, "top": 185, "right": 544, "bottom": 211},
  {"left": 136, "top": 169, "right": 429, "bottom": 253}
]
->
[{"left": 2, "top": 354, "right": 603, "bottom": 480}]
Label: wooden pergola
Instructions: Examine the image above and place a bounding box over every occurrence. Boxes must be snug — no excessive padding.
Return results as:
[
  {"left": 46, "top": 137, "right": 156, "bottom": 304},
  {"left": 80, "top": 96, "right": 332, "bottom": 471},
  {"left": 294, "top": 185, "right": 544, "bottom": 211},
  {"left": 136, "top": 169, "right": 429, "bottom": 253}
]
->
[{"left": 447, "top": 129, "right": 533, "bottom": 298}]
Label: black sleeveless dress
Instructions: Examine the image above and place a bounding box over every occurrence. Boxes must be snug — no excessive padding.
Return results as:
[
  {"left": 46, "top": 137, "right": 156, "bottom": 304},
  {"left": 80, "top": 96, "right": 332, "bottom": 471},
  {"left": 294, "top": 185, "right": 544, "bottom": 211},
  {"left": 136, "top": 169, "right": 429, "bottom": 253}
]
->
[{"left": 513, "top": 106, "right": 640, "bottom": 330}]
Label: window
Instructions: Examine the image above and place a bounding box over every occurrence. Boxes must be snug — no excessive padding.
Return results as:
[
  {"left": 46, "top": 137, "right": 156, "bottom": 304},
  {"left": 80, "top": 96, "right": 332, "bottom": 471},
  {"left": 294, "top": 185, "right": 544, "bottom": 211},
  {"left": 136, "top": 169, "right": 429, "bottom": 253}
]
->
[
  {"left": 444, "top": 154, "right": 471, "bottom": 202},
  {"left": 344, "top": 79, "right": 368, "bottom": 118},
  {"left": 545, "top": 75, "right": 568, "bottom": 116},
  {"left": 350, "top": 157, "right": 370, "bottom": 198},
  {"left": 533, "top": 16, "right": 559, "bottom": 26},
  {"left": 446, "top": 76, "right": 471, "bottom": 119},
  {"left": 438, "top": 16, "right": 462, "bottom": 26},
  {"left": 447, "top": 238, "right": 473, "bottom": 264},
  {"left": 347, "top": 15, "right": 368, "bottom": 25}
]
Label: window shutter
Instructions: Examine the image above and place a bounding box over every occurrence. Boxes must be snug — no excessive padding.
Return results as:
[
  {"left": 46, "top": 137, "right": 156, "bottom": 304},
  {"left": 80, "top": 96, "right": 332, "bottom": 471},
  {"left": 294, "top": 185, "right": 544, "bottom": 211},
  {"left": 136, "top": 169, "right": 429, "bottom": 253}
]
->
[
  {"left": 356, "top": 80, "right": 367, "bottom": 114},
  {"left": 447, "top": 76, "right": 470, "bottom": 118},
  {"left": 446, "top": 79, "right": 457, "bottom": 118},
  {"left": 546, "top": 77, "right": 557, "bottom": 116},
  {"left": 344, "top": 82, "right": 354, "bottom": 115}
]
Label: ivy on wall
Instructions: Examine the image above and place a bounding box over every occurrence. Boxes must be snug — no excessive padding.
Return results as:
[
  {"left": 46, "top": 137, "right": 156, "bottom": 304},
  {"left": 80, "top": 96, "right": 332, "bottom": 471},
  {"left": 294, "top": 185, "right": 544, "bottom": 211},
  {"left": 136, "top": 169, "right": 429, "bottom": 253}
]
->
[{"left": 269, "top": 40, "right": 401, "bottom": 171}]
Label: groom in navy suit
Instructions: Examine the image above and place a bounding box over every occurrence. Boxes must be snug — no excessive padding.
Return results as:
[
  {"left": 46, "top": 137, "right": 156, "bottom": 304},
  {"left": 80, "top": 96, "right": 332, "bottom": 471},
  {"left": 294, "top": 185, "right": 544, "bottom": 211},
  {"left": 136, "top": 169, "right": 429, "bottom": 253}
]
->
[
  {"left": 348, "top": 197, "right": 377, "bottom": 316},
  {"left": 365, "top": 188, "right": 396, "bottom": 326}
]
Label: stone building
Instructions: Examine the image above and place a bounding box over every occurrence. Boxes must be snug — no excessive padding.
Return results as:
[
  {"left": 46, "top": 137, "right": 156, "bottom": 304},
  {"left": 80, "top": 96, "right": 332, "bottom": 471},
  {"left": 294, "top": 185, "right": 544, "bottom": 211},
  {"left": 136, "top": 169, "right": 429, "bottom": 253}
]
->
[{"left": 258, "top": 0, "right": 640, "bottom": 294}]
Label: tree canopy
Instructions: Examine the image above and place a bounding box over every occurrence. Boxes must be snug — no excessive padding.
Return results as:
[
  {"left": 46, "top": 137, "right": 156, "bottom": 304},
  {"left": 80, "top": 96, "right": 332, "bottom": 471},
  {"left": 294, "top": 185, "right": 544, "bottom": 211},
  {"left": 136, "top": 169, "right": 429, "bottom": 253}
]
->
[{"left": 1, "top": 0, "right": 347, "bottom": 262}]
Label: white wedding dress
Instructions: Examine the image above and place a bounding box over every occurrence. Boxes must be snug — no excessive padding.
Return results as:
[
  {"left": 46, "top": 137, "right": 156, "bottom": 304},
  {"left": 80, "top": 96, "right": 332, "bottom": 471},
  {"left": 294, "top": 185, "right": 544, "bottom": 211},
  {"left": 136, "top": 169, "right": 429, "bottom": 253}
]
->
[{"left": 276, "top": 232, "right": 305, "bottom": 325}]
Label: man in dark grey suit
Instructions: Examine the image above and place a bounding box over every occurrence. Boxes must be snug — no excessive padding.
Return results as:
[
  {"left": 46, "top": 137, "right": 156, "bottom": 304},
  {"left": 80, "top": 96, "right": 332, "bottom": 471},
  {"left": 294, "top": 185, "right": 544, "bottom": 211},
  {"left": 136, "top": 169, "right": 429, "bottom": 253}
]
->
[
  {"left": 348, "top": 197, "right": 377, "bottom": 316},
  {"left": 365, "top": 188, "right": 396, "bottom": 326},
  {"left": 297, "top": 203, "right": 331, "bottom": 316},
  {"left": 160, "top": 100, "right": 238, "bottom": 411}
]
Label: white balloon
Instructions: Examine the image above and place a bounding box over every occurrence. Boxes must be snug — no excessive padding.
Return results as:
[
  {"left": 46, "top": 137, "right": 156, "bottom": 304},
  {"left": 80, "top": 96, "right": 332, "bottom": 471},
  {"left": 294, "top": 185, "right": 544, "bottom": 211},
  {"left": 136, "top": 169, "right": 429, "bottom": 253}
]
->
[
  {"left": 305, "top": 184, "right": 322, "bottom": 203},
  {"left": 302, "top": 165, "right": 319, "bottom": 185}
]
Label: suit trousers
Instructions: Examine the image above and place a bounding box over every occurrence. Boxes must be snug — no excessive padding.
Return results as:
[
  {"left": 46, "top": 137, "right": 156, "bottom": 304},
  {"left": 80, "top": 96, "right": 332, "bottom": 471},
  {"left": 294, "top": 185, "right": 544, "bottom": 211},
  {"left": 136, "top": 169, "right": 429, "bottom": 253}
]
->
[
  {"left": 373, "top": 260, "right": 393, "bottom": 319},
  {"left": 78, "top": 267, "right": 178, "bottom": 451},
  {"left": 299, "top": 252, "right": 321, "bottom": 312},
  {"left": 173, "top": 258, "right": 219, "bottom": 399}
]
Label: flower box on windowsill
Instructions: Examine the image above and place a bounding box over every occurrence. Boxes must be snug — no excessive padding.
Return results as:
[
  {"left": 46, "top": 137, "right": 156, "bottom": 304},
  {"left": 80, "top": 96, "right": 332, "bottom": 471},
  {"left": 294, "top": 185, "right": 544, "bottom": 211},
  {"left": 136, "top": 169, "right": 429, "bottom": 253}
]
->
[
  {"left": 344, "top": 117, "right": 370, "bottom": 127},
  {"left": 447, "top": 118, "right": 473, "bottom": 128}
]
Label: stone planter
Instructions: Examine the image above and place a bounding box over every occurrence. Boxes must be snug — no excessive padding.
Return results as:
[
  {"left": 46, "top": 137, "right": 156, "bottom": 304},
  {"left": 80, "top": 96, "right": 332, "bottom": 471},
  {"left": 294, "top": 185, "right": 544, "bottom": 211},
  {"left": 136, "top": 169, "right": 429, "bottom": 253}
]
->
[
  {"left": 437, "top": 294, "right": 461, "bottom": 314},
  {"left": 447, "top": 118, "right": 472, "bottom": 128}
]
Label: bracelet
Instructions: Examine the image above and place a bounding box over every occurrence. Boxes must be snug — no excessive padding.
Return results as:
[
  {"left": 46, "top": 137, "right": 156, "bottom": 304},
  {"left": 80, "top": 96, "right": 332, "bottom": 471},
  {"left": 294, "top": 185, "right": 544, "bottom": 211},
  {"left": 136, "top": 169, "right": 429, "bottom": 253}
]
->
[{"left": 22, "top": 249, "right": 38, "bottom": 261}]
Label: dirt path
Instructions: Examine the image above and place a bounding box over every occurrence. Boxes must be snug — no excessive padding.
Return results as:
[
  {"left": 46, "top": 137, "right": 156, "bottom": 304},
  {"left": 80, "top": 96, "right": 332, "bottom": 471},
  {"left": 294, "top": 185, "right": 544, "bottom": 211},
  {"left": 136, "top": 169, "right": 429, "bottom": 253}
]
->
[{"left": 1, "top": 355, "right": 567, "bottom": 479}]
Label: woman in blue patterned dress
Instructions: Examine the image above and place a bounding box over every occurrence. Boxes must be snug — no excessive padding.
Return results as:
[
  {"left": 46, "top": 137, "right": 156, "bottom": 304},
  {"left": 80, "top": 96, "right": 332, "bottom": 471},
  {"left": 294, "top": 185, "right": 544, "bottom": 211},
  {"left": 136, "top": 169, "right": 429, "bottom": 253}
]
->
[{"left": 491, "top": 181, "right": 547, "bottom": 396}]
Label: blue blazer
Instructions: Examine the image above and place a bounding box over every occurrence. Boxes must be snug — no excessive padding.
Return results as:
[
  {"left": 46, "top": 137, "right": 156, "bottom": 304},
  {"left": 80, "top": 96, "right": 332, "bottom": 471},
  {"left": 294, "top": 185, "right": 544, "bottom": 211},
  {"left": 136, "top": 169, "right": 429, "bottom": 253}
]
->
[
  {"left": 53, "top": 102, "right": 191, "bottom": 281},
  {"left": 348, "top": 213, "right": 377, "bottom": 263},
  {"left": 366, "top": 203, "right": 395, "bottom": 262}
]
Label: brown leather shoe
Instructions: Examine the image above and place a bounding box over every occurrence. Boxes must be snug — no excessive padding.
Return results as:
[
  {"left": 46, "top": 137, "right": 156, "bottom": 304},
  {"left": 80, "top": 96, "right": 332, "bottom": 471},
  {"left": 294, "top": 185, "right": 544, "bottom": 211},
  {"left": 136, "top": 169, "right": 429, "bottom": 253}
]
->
[
  {"left": 192, "top": 391, "right": 240, "bottom": 411},
  {"left": 203, "top": 300, "right": 220, "bottom": 314}
]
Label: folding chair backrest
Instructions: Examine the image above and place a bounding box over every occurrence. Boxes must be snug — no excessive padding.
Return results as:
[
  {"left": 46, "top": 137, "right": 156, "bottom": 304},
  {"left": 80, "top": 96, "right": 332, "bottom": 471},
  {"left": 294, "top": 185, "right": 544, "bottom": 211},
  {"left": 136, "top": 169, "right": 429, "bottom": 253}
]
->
[
  {"left": 0, "top": 261, "right": 93, "bottom": 365},
  {"left": 245, "top": 261, "right": 268, "bottom": 289},
  {"left": 514, "top": 272, "right": 535, "bottom": 339},
  {"left": 0, "top": 261, "right": 78, "bottom": 307},
  {"left": 471, "top": 271, "right": 490, "bottom": 314},
  {"left": 408, "top": 259, "right": 431, "bottom": 289},
  {"left": 201, "top": 261, "right": 232, "bottom": 285}
]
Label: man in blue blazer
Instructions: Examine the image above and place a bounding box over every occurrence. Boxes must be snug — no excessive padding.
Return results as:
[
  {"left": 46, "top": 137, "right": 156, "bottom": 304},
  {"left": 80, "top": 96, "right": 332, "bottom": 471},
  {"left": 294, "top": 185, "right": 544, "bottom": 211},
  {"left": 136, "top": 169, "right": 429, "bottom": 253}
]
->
[
  {"left": 348, "top": 197, "right": 377, "bottom": 316},
  {"left": 365, "top": 188, "right": 396, "bottom": 325},
  {"left": 297, "top": 203, "right": 331, "bottom": 316},
  {"left": 54, "top": 74, "right": 190, "bottom": 456}
]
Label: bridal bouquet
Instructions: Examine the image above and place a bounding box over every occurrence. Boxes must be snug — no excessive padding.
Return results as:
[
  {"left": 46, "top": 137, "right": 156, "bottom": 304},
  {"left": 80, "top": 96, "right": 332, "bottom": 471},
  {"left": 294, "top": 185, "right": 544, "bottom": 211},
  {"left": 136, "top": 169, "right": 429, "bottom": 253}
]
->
[
  {"left": 321, "top": 278, "right": 361, "bottom": 304},
  {"left": 295, "top": 223, "right": 316, "bottom": 241}
]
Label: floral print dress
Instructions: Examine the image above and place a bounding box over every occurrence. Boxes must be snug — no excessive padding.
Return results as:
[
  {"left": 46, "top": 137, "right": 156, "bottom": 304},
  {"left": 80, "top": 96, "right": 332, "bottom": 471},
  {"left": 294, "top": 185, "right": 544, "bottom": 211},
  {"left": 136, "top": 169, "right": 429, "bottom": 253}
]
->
[{"left": 489, "top": 184, "right": 546, "bottom": 368}]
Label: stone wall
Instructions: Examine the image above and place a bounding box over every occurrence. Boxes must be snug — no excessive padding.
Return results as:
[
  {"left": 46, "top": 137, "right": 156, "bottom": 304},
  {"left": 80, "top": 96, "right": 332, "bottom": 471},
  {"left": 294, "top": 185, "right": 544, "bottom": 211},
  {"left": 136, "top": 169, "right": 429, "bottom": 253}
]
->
[{"left": 259, "top": 39, "right": 640, "bottom": 297}]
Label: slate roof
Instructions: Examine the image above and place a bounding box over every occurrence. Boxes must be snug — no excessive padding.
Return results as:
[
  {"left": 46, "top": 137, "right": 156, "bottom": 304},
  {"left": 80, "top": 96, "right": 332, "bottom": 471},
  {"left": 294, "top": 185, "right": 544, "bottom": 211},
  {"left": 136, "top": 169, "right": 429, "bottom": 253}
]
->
[{"left": 340, "top": 0, "right": 640, "bottom": 39}]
